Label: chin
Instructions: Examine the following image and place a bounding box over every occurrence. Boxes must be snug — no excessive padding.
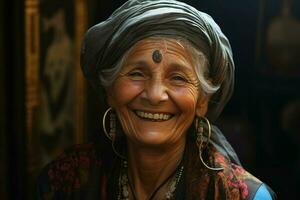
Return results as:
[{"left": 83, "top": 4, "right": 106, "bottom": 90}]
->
[{"left": 128, "top": 131, "right": 185, "bottom": 149}]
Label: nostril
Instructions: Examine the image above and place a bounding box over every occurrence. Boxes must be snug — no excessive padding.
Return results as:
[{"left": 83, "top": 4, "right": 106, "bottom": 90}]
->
[{"left": 142, "top": 82, "right": 169, "bottom": 105}]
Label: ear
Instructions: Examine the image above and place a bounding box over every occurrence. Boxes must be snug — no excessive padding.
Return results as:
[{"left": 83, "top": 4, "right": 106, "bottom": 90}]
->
[{"left": 195, "top": 94, "right": 210, "bottom": 117}]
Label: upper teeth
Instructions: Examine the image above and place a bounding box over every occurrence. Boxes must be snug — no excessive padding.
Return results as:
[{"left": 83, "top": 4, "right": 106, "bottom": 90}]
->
[{"left": 135, "top": 111, "right": 171, "bottom": 120}]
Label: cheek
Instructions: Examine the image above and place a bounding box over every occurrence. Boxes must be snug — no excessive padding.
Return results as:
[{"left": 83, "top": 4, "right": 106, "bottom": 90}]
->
[
  {"left": 170, "top": 86, "right": 199, "bottom": 130},
  {"left": 165, "top": 86, "right": 199, "bottom": 142},
  {"left": 110, "top": 79, "right": 141, "bottom": 138},
  {"left": 170, "top": 86, "right": 199, "bottom": 114},
  {"left": 111, "top": 79, "right": 143, "bottom": 106}
]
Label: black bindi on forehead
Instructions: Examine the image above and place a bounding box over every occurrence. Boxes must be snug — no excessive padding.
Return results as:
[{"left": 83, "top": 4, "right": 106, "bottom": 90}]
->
[{"left": 152, "top": 50, "right": 162, "bottom": 63}]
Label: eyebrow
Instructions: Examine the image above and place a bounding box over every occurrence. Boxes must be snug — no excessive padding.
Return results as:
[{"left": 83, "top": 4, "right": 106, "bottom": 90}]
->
[
  {"left": 125, "top": 60, "right": 149, "bottom": 68},
  {"left": 125, "top": 60, "right": 193, "bottom": 72},
  {"left": 167, "top": 63, "right": 194, "bottom": 72}
]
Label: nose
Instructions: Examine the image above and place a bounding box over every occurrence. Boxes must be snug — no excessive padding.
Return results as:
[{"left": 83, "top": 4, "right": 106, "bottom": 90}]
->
[{"left": 141, "top": 78, "right": 168, "bottom": 105}]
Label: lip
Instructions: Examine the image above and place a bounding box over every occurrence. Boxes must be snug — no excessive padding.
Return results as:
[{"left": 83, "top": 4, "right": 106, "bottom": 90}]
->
[{"left": 132, "top": 109, "right": 174, "bottom": 121}]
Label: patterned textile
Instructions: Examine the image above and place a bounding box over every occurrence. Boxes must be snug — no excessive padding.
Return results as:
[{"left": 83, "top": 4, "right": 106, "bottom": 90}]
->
[{"left": 36, "top": 136, "right": 276, "bottom": 200}]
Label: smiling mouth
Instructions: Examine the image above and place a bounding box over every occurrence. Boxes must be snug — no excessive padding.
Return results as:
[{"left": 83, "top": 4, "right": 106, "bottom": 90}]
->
[{"left": 134, "top": 110, "right": 173, "bottom": 121}]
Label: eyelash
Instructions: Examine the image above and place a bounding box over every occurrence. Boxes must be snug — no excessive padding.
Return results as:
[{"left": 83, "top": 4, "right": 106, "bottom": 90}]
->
[
  {"left": 126, "top": 70, "right": 190, "bottom": 84},
  {"left": 128, "top": 70, "right": 144, "bottom": 77},
  {"left": 170, "top": 74, "right": 189, "bottom": 83},
  {"left": 126, "top": 70, "right": 147, "bottom": 81}
]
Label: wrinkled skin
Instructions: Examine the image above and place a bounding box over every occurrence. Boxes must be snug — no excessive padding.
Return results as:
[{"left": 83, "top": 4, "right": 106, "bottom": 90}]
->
[
  {"left": 106, "top": 38, "right": 209, "bottom": 199},
  {"left": 107, "top": 38, "right": 209, "bottom": 148},
  {"left": 107, "top": 39, "right": 207, "bottom": 148}
]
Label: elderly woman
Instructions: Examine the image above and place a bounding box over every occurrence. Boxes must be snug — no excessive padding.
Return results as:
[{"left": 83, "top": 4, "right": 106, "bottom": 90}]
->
[{"left": 37, "top": 0, "right": 277, "bottom": 199}]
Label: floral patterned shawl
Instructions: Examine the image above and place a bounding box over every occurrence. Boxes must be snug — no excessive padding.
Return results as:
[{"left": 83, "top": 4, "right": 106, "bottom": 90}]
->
[{"left": 36, "top": 131, "right": 276, "bottom": 200}]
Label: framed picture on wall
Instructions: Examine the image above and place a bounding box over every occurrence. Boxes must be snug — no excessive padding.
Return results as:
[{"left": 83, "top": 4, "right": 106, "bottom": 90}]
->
[{"left": 25, "top": 0, "right": 87, "bottom": 197}]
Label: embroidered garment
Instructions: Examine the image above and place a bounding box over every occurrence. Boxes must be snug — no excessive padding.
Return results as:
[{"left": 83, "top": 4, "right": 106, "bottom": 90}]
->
[{"left": 36, "top": 134, "right": 277, "bottom": 200}]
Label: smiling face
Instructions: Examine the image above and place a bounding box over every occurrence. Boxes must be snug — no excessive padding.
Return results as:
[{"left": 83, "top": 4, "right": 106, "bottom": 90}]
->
[{"left": 107, "top": 38, "right": 209, "bottom": 148}]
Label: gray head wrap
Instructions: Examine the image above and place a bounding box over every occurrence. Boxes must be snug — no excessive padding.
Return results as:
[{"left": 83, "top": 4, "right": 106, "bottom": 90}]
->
[{"left": 81, "top": 0, "right": 235, "bottom": 121}]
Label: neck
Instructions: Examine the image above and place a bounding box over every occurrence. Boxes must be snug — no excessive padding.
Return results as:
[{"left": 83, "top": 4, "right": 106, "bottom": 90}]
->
[{"left": 126, "top": 139, "right": 186, "bottom": 200}]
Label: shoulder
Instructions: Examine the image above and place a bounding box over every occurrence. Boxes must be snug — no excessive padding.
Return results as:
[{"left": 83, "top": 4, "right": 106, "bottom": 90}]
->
[
  {"left": 36, "top": 143, "right": 105, "bottom": 198},
  {"left": 253, "top": 184, "right": 277, "bottom": 200},
  {"left": 213, "top": 150, "right": 276, "bottom": 200}
]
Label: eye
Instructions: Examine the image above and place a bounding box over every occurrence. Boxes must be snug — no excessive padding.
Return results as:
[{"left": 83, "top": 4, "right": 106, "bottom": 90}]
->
[
  {"left": 170, "top": 74, "right": 189, "bottom": 83},
  {"left": 128, "top": 71, "right": 143, "bottom": 77},
  {"left": 127, "top": 70, "right": 146, "bottom": 80}
]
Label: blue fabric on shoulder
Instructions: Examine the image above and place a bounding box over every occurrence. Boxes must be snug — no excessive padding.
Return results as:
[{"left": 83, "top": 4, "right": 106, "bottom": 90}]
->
[{"left": 253, "top": 184, "right": 272, "bottom": 200}]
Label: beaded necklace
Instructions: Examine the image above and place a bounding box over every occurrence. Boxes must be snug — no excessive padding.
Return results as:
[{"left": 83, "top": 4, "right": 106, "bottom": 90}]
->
[{"left": 117, "top": 160, "right": 184, "bottom": 200}]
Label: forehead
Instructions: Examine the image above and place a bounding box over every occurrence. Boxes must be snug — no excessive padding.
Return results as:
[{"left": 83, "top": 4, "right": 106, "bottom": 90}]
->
[{"left": 125, "top": 38, "right": 194, "bottom": 66}]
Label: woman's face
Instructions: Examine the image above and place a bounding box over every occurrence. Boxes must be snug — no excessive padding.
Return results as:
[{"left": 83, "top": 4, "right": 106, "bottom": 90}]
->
[{"left": 107, "top": 38, "right": 209, "bottom": 147}]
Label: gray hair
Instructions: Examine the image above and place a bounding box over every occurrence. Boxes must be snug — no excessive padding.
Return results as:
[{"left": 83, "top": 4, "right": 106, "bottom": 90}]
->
[
  {"left": 81, "top": 0, "right": 235, "bottom": 121},
  {"left": 99, "top": 36, "right": 220, "bottom": 95}
]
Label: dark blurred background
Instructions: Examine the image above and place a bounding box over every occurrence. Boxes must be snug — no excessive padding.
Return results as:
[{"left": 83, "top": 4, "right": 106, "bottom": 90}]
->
[{"left": 1, "top": 0, "right": 300, "bottom": 199}]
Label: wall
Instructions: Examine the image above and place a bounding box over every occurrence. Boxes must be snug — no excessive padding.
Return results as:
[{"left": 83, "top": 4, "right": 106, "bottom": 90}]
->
[{"left": 0, "top": 0, "right": 8, "bottom": 199}]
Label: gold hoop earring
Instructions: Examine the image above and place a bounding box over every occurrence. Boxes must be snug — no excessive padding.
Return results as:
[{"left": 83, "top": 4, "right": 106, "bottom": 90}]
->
[
  {"left": 102, "top": 107, "right": 126, "bottom": 160},
  {"left": 195, "top": 116, "right": 223, "bottom": 171},
  {"left": 103, "top": 107, "right": 116, "bottom": 141}
]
